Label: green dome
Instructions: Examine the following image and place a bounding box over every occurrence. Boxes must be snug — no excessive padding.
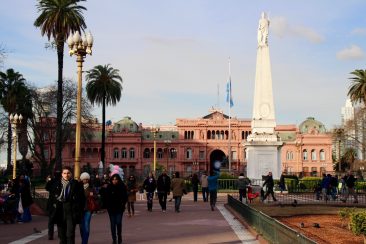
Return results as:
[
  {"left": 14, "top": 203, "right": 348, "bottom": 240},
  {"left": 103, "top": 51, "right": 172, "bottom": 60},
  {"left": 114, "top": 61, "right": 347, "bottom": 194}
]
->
[
  {"left": 112, "top": 116, "right": 139, "bottom": 133},
  {"left": 299, "top": 117, "right": 326, "bottom": 134}
]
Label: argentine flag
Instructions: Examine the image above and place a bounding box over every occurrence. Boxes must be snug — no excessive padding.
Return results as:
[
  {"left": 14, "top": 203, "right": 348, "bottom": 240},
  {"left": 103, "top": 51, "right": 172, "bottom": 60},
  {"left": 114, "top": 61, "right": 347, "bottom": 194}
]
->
[{"left": 226, "top": 77, "right": 234, "bottom": 108}]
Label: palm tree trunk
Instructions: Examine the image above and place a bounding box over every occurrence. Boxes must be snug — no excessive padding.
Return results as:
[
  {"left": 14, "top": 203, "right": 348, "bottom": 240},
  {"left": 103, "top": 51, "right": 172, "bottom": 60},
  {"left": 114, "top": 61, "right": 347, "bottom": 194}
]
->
[
  {"left": 55, "top": 39, "right": 64, "bottom": 172},
  {"left": 7, "top": 118, "right": 12, "bottom": 172},
  {"left": 101, "top": 95, "right": 106, "bottom": 171}
]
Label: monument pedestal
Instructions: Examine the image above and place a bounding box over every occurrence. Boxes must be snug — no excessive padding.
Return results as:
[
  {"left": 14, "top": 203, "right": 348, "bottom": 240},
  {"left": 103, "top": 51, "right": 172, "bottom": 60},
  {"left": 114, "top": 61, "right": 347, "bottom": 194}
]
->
[{"left": 245, "top": 134, "right": 283, "bottom": 179}]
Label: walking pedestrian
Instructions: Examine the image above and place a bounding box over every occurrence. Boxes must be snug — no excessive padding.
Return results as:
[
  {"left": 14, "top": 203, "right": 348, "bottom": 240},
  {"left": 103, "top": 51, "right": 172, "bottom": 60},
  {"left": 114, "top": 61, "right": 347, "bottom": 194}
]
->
[
  {"left": 45, "top": 171, "right": 61, "bottom": 240},
  {"left": 126, "top": 175, "right": 138, "bottom": 217},
  {"left": 262, "top": 172, "right": 277, "bottom": 202},
  {"left": 200, "top": 172, "right": 209, "bottom": 202},
  {"left": 79, "top": 172, "right": 96, "bottom": 244},
  {"left": 11, "top": 174, "right": 33, "bottom": 223},
  {"left": 101, "top": 173, "right": 128, "bottom": 244},
  {"left": 143, "top": 172, "right": 156, "bottom": 212},
  {"left": 170, "top": 172, "right": 186, "bottom": 213},
  {"left": 237, "top": 173, "right": 250, "bottom": 203},
  {"left": 191, "top": 173, "right": 199, "bottom": 202},
  {"left": 157, "top": 170, "right": 171, "bottom": 212},
  {"left": 51, "top": 166, "right": 85, "bottom": 244},
  {"left": 341, "top": 171, "right": 358, "bottom": 203},
  {"left": 207, "top": 169, "right": 219, "bottom": 211}
]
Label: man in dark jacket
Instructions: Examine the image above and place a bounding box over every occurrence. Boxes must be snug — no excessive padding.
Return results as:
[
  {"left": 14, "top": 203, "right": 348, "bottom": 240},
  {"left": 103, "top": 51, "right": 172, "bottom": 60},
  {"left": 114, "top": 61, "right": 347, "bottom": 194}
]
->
[
  {"left": 342, "top": 171, "right": 358, "bottom": 203},
  {"left": 45, "top": 171, "right": 61, "bottom": 240},
  {"left": 49, "top": 166, "right": 85, "bottom": 244},
  {"left": 262, "top": 172, "right": 277, "bottom": 202},
  {"left": 157, "top": 170, "right": 171, "bottom": 212}
]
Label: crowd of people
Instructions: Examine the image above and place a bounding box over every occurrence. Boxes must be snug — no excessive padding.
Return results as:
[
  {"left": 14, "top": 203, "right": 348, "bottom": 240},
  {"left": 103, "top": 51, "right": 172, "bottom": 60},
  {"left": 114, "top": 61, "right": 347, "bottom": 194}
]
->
[
  {"left": 41, "top": 167, "right": 221, "bottom": 244},
  {"left": 1, "top": 167, "right": 362, "bottom": 244}
]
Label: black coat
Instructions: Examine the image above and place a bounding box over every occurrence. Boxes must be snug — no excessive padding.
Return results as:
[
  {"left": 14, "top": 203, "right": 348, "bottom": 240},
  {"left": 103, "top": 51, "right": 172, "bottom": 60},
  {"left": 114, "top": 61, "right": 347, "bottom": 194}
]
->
[
  {"left": 102, "top": 182, "right": 128, "bottom": 214},
  {"left": 263, "top": 176, "right": 275, "bottom": 189},
  {"left": 157, "top": 174, "right": 171, "bottom": 193},
  {"left": 49, "top": 179, "right": 85, "bottom": 224},
  {"left": 143, "top": 177, "right": 157, "bottom": 193}
]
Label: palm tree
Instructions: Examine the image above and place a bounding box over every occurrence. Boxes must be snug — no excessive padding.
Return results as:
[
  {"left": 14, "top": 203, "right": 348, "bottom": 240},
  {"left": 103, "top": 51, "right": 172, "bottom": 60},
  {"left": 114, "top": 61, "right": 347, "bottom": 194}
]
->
[
  {"left": 86, "top": 65, "right": 123, "bottom": 169},
  {"left": 34, "top": 0, "right": 87, "bottom": 171},
  {"left": 0, "top": 69, "right": 30, "bottom": 171},
  {"left": 347, "top": 69, "right": 366, "bottom": 105},
  {"left": 342, "top": 147, "right": 358, "bottom": 171}
]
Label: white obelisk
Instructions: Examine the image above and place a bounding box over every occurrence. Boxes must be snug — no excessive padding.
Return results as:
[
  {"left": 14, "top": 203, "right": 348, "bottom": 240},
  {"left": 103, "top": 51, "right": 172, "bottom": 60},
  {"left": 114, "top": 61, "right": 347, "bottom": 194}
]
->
[{"left": 244, "top": 12, "right": 283, "bottom": 179}]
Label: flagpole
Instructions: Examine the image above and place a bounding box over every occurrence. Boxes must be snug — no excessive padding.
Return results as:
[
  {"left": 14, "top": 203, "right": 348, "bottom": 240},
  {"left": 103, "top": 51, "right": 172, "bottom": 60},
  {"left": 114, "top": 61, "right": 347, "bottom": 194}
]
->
[{"left": 228, "top": 57, "right": 231, "bottom": 173}]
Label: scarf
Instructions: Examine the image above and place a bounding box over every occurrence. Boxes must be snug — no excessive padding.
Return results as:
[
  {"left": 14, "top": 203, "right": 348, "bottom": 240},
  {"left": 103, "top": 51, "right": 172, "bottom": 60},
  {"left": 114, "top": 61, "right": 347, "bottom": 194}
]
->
[
  {"left": 57, "top": 178, "right": 70, "bottom": 202},
  {"left": 83, "top": 183, "right": 89, "bottom": 190}
]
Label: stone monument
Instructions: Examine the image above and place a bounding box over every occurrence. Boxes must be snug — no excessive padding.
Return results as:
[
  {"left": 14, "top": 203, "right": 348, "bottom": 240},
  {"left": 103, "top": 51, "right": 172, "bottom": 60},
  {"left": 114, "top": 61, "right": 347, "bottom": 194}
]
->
[{"left": 244, "top": 12, "right": 283, "bottom": 179}]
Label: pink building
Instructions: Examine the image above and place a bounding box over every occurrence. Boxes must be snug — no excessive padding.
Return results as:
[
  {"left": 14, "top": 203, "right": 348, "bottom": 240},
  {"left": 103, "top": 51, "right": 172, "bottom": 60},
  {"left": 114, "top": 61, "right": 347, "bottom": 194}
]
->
[{"left": 37, "top": 109, "right": 333, "bottom": 177}]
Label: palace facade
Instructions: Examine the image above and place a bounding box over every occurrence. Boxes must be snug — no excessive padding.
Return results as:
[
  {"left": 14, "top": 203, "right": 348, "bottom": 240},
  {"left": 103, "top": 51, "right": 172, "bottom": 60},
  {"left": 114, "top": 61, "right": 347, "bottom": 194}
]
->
[{"left": 38, "top": 108, "right": 333, "bottom": 177}]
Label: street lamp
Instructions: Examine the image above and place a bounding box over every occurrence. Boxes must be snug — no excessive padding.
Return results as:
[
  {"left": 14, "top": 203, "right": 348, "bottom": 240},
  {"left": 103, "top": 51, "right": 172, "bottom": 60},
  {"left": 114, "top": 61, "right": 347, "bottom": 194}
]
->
[
  {"left": 67, "top": 31, "right": 93, "bottom": 179},
  {"left": 10, "top": 113, "right": 22, "bottom": 179},
  {"left": 164, "top": 140, "right": 171, "bottom": 170},
  {"left": 152, "top": 125, "right": 160, "bottom": 173},
  {"left": 193, "top": 160, "right": 199, "bottom": 172},
  {"left": 295, "top": 139, "right": 304, "bottom": 176}
]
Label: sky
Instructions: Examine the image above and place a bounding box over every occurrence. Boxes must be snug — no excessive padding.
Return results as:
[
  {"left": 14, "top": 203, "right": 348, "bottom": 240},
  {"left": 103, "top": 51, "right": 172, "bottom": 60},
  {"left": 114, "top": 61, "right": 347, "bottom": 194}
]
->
[{"left": 1, "top": 0, "right": 366, "bottom": 132}]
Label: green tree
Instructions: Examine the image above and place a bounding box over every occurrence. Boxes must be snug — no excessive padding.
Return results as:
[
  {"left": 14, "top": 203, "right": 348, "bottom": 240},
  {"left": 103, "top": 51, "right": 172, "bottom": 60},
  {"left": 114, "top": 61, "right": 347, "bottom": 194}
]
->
[
  {"left": 0, "top": 69, "right": 32, "bottom": 172},
  {"left": 342, "top": 147, "right": 358, "bottom": 171},
  {"left": 86, "top": 64, "right": 123, "bottom": 170},
  {"left": 34, "top": 0, "right": 87, "bottom": 171},
  {"left": 348, "top": 69, "right": 366, "bottom": 105}
]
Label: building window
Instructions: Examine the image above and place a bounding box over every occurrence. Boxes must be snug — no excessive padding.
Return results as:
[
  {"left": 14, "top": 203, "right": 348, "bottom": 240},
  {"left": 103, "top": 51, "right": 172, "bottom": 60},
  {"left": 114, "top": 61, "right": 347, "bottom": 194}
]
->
[
  {"left": 170, "top": 148, "right": 177, "bottom": 159},
  {"left": 143, "top": 148, "right": 150, "bottom": 158},
  {"left": 207, "top": 131, "right": 211, "bottom": 139},
  {"left": 320, "top": 149, "right": 325, "bottom": 161},
  {"left": 157, "top": 148, "right": 163, "bottom": 159},
  {"left": 311, "top": 149, "right": 317, "bottom": 161},
  {"left": 199, "top": 151, "right": 205, "bottom": 160},
  {"left": 186, "top": 148, "right": 192, "bottom": 159},
  {"left": 114, "top": 148, "right": 119, "bottom": 159},
  {"left": 303, "top": 149, "right": 308, "bottom": 160},
  {"left": 232, "top": 151, "right": 237, "bottom": 160},
  {"left": 129, "top": 148, "right": 135, "bottom": 159},
  {"left": 43, "top": 132, "right": 49, "bottom": 141},
  {"left": 121, "top": 148, "right": 127, "bottom": 158}
]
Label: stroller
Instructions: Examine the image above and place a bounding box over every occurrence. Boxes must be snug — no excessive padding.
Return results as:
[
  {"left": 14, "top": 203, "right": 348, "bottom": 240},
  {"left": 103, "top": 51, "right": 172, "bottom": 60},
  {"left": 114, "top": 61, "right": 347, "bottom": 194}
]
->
[
  {"left": 0, "top": 194, "right": 18, "bottom": 223},
  {"left": 247, "top": 185, "right": 260, "bottom": 203}
]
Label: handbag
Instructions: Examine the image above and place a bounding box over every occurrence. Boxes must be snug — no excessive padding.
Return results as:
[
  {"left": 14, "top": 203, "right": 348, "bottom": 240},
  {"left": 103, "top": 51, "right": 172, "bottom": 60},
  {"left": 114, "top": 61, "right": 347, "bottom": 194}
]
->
[
  {"left": 18, "top": 194, "right": 24, "bottom": 214},
  {"left": 87, "top": 196, "right": 100, "bottom": 212}
]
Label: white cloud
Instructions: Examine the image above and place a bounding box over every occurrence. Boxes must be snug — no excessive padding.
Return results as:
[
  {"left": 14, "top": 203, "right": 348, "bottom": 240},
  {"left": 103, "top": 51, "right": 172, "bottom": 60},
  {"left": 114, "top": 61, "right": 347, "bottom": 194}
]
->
[
  {"left": 351, "top": 28, "right": 366, "bottom": 35},
  {"left": 336, "top": 45, "right": 365, "bottom": 60},
  {"left": 271, "top": 16, "right": 324, "bottom": 43}
]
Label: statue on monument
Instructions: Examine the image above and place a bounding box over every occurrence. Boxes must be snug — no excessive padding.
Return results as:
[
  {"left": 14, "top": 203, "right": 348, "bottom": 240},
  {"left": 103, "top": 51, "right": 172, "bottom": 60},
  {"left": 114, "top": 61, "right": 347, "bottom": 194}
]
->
[{"left": 257, "top": 12, "right": 269, "bottom": 47}]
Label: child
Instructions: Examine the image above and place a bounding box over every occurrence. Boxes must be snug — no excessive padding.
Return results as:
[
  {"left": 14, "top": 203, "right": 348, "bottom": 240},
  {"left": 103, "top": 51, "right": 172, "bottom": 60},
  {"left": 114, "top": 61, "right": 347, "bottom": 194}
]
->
[{"left": 138, "top": 185, "right": 144, "bottom": 200}]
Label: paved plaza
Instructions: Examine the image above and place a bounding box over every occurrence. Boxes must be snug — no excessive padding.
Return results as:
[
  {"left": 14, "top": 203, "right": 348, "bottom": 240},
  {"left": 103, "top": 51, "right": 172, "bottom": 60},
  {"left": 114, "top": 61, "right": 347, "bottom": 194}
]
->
[{"left": 0, "top": 194, "right": 261, "bottom": 244}]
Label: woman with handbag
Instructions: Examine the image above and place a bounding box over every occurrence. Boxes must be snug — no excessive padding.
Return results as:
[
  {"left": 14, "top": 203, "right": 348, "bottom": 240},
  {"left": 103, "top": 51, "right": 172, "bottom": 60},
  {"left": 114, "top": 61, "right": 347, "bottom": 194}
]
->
[
  {"left": 126, "top": 175, "right": 138, "bottom": 217},
  {"left": 79, "top": 172, "right": 97, "bottom": 244}
]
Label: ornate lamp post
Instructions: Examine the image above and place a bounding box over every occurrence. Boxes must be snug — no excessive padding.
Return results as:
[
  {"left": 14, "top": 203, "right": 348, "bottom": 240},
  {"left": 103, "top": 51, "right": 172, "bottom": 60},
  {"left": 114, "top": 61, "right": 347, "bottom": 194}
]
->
[
  {"left": 295, "top": 138, "right": 304, "bottom": 176},
  {"left": 10, "top": 113, "right": 22, "bottom": 179},
  {"left": 152, "top": 125, "right": 160, "bottom": 173},
  {"left": 193, "top": 160, "right": 199, "bottom": 172},
  {"left": 67, "top": 31, "right": 93, "bottom": 179}
]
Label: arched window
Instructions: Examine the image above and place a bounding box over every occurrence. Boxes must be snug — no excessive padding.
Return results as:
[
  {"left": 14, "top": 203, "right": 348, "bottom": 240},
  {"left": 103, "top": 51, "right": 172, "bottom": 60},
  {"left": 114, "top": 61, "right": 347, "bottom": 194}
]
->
[
  {"left": 170, "top": 148, "right": 177, "bottom": 158},
  {"left": 286, "top": 151, "right": 291, "bottom": 160},
  {"left": 221, "top": 131, "right": 225, "bottom": 140},
  {"left": 129, "top": 148, "right": 135, "bottom": 159},
  {"left": 207, "top": 131, "right": 211, "bottom": 139},
  {"left": 157, "top": 148, "right": 163, "bottom": 159},
  {"left": 114, "top": 148, "right": 119, "bottom": 159},
  {"left": 212, "top": 130, "right": 215, "bottom": 139},
  {"left": 303, "top": 149, "right": 308, "bottom": 160},
  {"left": 121, "top": 148, "right": 127, "bottom": 158},
  {"left": 186, "top": 148, "right": 192, "bottom": 159},
  {"left": 143, "top": 148, "right": 150, "bottom": 158},
  {"left": 320, "top": 149, "right": 325, "bottom": 161},
  {"left": 311, "top": 149, "right": 316, "bottom": 161}
]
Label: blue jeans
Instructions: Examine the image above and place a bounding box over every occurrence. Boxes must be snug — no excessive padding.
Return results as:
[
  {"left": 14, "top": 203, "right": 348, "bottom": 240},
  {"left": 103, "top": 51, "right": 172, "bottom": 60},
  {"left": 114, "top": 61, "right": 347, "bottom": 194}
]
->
[
  {"left": 79, "top": 211, "right": 92, "bottom": 244},
  {"left": 209, "top": 190, "right": 217, "bottom": 207},
  {"left": 174, "top": 196, "right": 182, "bottom": 212},
  {"left": 108, "top": 211, "right": 123, "bottom": 243},
  {"left": 193, "top": 187, "right": 198, "bottom": 202}
]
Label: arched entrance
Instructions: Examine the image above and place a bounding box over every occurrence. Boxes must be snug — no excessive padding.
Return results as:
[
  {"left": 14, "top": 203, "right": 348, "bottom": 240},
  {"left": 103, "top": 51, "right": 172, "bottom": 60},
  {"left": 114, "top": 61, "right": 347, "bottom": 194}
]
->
[{"left": 209, "top": 149, "right": 227, "bottom": 171}]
